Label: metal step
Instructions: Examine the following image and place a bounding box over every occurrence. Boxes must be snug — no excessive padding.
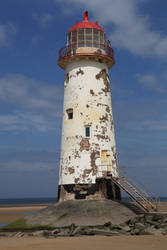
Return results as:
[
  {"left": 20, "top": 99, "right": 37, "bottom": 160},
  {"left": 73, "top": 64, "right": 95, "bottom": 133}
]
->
[{"left": 111, "top": 176, "right": 158, "bottom": 212}]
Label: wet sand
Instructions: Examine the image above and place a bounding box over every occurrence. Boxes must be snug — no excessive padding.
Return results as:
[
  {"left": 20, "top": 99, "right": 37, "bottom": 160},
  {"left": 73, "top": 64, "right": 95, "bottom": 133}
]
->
[
  {"left": 0, "top": 205, "right": 46, "bottom": 223},
  {"left": 0, "top": 235, "right": 167, "bottom": 250}
]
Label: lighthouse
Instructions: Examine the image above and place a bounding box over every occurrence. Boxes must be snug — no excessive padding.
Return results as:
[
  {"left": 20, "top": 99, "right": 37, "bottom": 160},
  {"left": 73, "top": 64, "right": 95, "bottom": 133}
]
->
[{"left": 58, "top": 11, "right": 121, "bottom": 202}]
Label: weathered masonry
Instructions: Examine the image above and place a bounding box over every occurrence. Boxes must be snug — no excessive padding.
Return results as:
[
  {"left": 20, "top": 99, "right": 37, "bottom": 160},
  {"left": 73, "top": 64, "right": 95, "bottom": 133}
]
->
[{"left": 58, "top": 11, "right": 121, "bottom": 201}]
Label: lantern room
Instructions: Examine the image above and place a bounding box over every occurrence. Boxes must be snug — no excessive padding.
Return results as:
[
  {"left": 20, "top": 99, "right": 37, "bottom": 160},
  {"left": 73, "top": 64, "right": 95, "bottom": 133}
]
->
[
  {"left": 58, "top": 11, "right": 114, "bottom": 70},
  {"left": 67, "top": 11, "right": 105, "bottom": 48}
]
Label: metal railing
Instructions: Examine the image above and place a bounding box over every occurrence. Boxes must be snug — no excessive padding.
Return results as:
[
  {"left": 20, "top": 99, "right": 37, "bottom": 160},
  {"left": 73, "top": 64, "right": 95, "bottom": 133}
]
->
[
  {"left": 111, "top": 173, "right": 159, "bottom": 212},
  {"left": 119, "top": 166, "right": 160, "bottom": 207},
  {"left": 58, "top": 42, "right": 114, "bottom": 61}
]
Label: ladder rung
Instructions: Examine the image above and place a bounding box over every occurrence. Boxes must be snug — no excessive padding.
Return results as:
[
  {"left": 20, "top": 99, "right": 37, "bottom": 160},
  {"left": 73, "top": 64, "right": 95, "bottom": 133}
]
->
[{"left": 111, "top": 176, "right": 157, "bottom": 212}]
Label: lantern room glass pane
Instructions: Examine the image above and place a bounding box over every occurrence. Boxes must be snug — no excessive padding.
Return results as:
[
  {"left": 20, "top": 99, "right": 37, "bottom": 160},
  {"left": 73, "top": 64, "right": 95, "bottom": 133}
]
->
[
  {"left": 78, "top": 29, "right": 84, "bottom": 46},
  {"left": 68, "top": 32, "right": 71, "bottom": 45},
  {"left": 93, "top": 29, "right": 99, "bottom": 44},
  {"left": 72, "top": 31, "right": 77, "bottom": 44},
  {"left": 100, "top": 31, "right": 104, "bottom": 43},
  {"left": 85, "top": 28, "right": 92, "bottom": 47}
]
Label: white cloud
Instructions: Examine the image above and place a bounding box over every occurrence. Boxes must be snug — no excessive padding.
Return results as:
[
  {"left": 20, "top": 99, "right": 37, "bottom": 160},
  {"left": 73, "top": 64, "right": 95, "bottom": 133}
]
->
[
  {"left": 0, "top": 160, "right": 56, "bottom": 172},
  {"left": 32, "top": 13, "right": 54, "bottom": 28},
  {"left": 54, "top": 0, "right": 167, "bottom": 58},
  {"left": 136, "top": 73, "right": 164, "bottom": 93},
  {"left": 0, "top": 22, "right": 17, "bottom": 47},
  {"left": 0, "top": 74, "right": 63, "bottom": 117},
  {"left": 0, "top": 74, "right": 63, "bottom": 132},
  {"left": 0, "top": 150, "right": 60, "bottom": 175},
  {"left": 0, "top": 111, "right": 57, "bottom": 132}
]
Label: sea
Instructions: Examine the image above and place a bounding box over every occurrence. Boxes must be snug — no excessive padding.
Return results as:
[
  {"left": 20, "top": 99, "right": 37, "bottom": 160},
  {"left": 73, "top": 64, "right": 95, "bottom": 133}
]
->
[
  {"left": 0, "top": 196, "right": 167, "bottom": 206},
  {"left": 0, "top": 197, "right": 58, "bottom": 206}
]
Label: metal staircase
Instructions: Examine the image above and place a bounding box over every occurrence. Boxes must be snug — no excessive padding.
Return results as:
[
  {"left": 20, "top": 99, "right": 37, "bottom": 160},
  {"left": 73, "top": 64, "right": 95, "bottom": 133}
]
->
[{"left": 110, "top": 174, "right": 159, "bottom": 212}]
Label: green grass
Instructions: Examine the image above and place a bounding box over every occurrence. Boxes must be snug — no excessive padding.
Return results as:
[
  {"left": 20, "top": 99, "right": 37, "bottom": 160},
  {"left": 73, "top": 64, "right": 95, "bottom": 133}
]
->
[
  {"left": 56, "top": 213, "right": 69, "bottom": 221},
  {"left": 0, "top": 218, "right": 55, "bottom": 231}
]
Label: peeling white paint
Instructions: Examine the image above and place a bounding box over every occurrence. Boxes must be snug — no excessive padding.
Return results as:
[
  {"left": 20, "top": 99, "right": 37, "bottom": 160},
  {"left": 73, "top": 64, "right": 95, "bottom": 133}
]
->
[{"left": 59, "top": 59, "right": 118, "bottom": 185}]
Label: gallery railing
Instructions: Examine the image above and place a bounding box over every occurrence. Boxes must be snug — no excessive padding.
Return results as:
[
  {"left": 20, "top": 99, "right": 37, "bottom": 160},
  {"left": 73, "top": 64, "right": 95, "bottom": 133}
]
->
[{"left": 58, "top": 42, "right": 114, "bottom": 61}]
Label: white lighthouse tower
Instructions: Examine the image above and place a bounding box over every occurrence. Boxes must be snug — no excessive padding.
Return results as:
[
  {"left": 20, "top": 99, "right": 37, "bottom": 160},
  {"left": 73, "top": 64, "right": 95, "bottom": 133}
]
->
[{"left": 58, "top": 11, "right": 121, "bottom": 201}]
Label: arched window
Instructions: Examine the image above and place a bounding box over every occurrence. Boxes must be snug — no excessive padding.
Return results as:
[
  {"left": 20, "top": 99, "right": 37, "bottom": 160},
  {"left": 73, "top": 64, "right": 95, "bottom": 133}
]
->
[{"left": 66, "top": 108, "right": 73, "bottom": 119}]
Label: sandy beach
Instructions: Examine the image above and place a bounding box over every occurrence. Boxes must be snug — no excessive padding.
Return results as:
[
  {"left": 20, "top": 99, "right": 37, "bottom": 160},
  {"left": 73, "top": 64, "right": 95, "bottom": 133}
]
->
[
  {"left": 0, "top": 205, "right": 47, "bottom": 223},
  {"left": 0, "top": 235, "right": 166, "bottom": 250},
  {"left": 0, "top": 202, "right": 166, "bottom": 250}
]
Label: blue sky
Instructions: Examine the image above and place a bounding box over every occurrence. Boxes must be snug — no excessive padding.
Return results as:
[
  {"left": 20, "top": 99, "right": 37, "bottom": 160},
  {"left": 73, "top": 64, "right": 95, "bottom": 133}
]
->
[{"left": 0, "top": 0, "right": 166, "bottom": 198}]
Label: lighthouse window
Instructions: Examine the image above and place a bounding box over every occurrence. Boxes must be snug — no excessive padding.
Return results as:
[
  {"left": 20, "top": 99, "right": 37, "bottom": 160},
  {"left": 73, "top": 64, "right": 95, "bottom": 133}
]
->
[
  {"left": 85, "top": 126, "right": 91, "bottom": 137},
  {"left": 86, "top": 28, "right": 93, "bottom": 47},
  {"left": 93, "top": 29, "right": 99, "bottom": 43},
  {"left": 66, "top": 109, "right": 73, "bottom": 119},
  {"left": 67, "top": 32, "right": 71, "bottom": 45},
  {"left": 72, "top": 30, "right": 77, "bottom": 44},
  {"left": 100, "top": 31, "right": 104, "bottom": 44},
  {"left": 78, "top": 29, "right": 84, "bottom": 46}
]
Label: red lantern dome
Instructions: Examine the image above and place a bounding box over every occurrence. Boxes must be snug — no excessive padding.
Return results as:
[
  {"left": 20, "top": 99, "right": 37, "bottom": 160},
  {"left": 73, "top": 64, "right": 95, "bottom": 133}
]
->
[{"left": 68, "top": 11, "right": 104, "bottom": 33}]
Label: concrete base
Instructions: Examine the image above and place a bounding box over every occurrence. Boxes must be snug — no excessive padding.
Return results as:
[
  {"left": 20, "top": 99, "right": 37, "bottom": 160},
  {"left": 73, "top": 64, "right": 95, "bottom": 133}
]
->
[{"left": 58, "top": 178, "right": 121, "bottom": 202}]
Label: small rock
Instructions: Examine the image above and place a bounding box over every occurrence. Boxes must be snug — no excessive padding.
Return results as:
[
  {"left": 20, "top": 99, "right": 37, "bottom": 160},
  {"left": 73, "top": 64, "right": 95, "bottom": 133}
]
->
[
  {"left": 135, "top": 223, "right": 146, "bottom": 230},
  {"left": 86, "top": 230, "right": 120, "bottom": 236},
  {"left": 158, "top": 223, "right": 167, "bottom": 229},
  {"left": 142, "top": 226, "right": 163, "bottom": 235},
  {"left": 51, "top": 229, "right": 61, "bottom": 235},
  {"left": 110, "top": 224, "right": 122, "bottom": 230},
  {"left": 162, "top": 217, "right": 167, "bottom": 223},
  {"left": 121, "top": 225, "right": 131, "bottom": 232},
  {"left": 145, "top": 219, "right": 159, "bottom": 226},
  {"left": 32, "top": 230, "right": 45, "bottom": 237},
  {"left": 152, "top": 214, "right": 164, "bottom": 222},
  {"left": 104, "top": 222, "right": 112, "bottom": 227},
  {"left": 131, "top": 228, "right": 140, "bottom": 235},
  {"left": 57, "top": 229, "right": 71, "bottom": 236}
]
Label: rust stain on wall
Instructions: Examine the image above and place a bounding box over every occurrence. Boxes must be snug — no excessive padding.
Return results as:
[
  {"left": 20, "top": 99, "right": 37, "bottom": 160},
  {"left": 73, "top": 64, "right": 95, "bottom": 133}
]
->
[
  {"left": 90, "top": 89, "right": 95, "bottom": 96},
  {"left": 106, "top": 105, "right": 110, "bottom": 113},
  {"left": 96, "top": 69, "right": 110, "bottom": 94},
  {"left": 76, "top": 68, "right": 84, "bottom": 76},
  {"left": 95, "top": 134, "right": 110, "bottom": 140},
  {"left": 97, "top": 103, "right": 108, "bottom": 107},
  {"left": 70, "top": 74, "right": 76, "bottom": 78},
  {"left": 80, "top": 138, "right": 90, "bottom": 152},
  {"left": 74, "top": 150, "right": 80, "bottom": 158},
  {"left": 68, "top": 167, "right": 75, "bottom": 174},
  {"left": 101, "top": 126, "right": 107, "bottom": 135},
  {"left": 74, "top": 178, "right": 80, "bottom": 184},
  {"left": 65, "top": 73, "right": 69, "bottom": 83},
  {"left": 99, "top": 113, "right": 109, "bottom": 123},
  {"left": 90, "top": 150, "right": 100, "bottom": 175},
  {"left": 113, "top": 152, "right": 117, "bottom": 160},
  {"left": 82, "top": 169, "right": 92, "bottom": 179},
  {"left": 110, "top": 118, "right": 114, "bottom": 130}
]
